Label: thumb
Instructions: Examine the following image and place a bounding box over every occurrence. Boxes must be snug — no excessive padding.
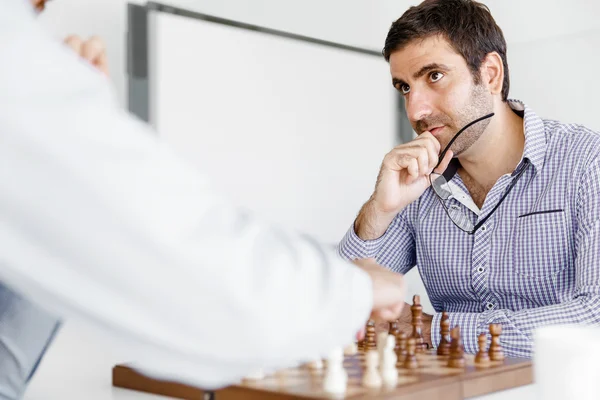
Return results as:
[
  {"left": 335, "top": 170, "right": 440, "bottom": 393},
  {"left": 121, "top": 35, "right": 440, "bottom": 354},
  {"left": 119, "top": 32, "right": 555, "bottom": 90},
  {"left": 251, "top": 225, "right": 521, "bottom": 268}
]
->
[{"left": 434, "top": 150, "right": 453, "bottom": 175}]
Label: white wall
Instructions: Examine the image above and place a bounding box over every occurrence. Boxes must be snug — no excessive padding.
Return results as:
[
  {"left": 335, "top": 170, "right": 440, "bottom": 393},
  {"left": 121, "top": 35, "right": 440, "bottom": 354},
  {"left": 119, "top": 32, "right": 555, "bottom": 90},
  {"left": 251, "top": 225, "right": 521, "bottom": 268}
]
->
[
  {"left": 36, "top": 0, "right": 600, "bottom": 326},
  {"left": 509, "top": 29, "right": 600, "bottom": 131}
]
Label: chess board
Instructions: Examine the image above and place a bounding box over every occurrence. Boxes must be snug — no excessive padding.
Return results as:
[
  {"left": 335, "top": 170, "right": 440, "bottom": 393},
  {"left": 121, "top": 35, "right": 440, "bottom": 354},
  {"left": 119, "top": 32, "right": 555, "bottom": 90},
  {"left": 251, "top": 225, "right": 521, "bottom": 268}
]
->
[{"left": 112, "top": 350, "right": 532, "bottom": 400}]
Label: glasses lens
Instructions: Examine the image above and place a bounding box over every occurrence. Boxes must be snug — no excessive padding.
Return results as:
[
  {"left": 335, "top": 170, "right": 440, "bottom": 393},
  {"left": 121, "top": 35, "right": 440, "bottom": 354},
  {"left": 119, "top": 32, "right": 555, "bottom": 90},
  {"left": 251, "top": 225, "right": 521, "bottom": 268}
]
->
[
  {"left": 430, "top": 173, "right": 452, "bottom": 200},
  {"left": 446, "top": 205, "right": 475, "bottom": 231},
  {"left": 430, "top": 173, "right": 475, "bottom": 232}
]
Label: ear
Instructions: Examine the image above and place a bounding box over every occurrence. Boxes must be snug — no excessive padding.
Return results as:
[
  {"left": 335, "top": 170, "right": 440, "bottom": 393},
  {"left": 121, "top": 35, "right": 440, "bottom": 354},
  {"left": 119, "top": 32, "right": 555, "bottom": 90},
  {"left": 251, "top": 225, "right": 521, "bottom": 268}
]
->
[{"left": 480, "top": 52, "right": 504, "bottom": 96}]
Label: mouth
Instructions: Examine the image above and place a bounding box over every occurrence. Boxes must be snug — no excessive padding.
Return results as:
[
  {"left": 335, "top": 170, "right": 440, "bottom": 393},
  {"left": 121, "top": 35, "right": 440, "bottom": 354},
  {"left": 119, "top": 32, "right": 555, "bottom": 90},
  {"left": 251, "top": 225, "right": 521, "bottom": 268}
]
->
[{"left": 429, "top": 126, "right": 445, "bottom": 137}]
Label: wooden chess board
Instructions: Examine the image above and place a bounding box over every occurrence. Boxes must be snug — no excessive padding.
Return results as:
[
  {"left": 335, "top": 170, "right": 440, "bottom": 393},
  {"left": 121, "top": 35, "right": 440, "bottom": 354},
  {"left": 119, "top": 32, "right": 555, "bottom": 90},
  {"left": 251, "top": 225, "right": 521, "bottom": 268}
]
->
[{"left": 112, "top": 350, "right": 532, "bottom": 400}]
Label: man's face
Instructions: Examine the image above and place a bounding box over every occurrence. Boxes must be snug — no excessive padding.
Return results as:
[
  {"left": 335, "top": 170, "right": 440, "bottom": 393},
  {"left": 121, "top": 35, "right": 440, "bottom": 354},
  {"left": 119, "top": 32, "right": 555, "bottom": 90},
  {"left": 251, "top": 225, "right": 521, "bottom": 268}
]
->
[{"left": 389, "top": 35, "right": 493, "bottom": 157}]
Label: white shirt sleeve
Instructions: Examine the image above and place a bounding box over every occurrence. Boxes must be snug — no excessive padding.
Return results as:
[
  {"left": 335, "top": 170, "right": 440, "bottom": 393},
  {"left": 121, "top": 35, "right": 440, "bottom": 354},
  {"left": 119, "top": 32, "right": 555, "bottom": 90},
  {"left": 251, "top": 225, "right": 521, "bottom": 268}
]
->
[{"left": 0, "top": 1, "right": 372, "bottom": 389}]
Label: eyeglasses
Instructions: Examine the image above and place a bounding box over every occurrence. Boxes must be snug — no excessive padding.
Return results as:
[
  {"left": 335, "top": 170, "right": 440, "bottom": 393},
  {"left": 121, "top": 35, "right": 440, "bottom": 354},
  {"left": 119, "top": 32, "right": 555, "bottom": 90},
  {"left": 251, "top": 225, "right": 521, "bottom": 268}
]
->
[{"left": 429, "top": 113, "right": 529, "bottom": 234}]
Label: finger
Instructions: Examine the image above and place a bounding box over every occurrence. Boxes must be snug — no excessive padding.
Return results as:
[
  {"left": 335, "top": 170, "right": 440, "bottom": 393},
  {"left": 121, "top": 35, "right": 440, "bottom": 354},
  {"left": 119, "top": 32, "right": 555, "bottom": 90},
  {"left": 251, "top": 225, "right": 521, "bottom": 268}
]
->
[
  {"left": 434, "top": 150, "right": 454, "bottom": 174},
  {"left": 82, "top": 37, "right": 108, "bottom": 72},
  {"left": 390, "top": 146, "right": 432, "bottom": 177},
  {"left": 406, "top": 158, "right": 419, "bottom": 181},
  {"left": 419, "top": 137, "right": 440, "bottom": 172},
  {"left": 415, "top": 131, "right": 441, "bottom": 155},
  {"left": 95, "top": 52, "right": 110, "bottom": 76},
  {"left": 374, "top": 307, "right": 402, "bottom": 321},
  {"left": 63, "top": 35, "right": 83, "bottom": 54},
  {"left": 416, "top": 147, "right": 429, "bottom": 177}
]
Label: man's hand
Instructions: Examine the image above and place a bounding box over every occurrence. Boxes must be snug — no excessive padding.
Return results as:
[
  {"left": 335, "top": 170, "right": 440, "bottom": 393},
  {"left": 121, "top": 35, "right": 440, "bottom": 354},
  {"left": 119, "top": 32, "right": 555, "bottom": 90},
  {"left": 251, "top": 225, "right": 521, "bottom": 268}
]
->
[
  {"left": 353, "top": 258, "right": 406, "bottom": 322},
  {"left": 64, "top": 35, "right": 109, "bottom": 77},
  {"left": 374, "top": 301, "right": 433, "bottom": 348},
  {"left": 355, "top": 133, "right": 454, "bottom": 240}
]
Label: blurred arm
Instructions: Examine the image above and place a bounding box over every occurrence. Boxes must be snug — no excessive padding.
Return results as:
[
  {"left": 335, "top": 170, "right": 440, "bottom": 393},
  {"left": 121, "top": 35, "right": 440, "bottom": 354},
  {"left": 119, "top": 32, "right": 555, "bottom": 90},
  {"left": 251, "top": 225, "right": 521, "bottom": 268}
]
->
[{"left": 0, "top": 2, "right": 372, "bottom": 388}]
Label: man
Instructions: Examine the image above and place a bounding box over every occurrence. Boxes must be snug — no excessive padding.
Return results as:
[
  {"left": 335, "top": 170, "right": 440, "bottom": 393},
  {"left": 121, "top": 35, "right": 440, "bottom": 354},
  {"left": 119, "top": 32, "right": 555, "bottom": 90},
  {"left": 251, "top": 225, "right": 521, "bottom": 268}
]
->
[
  {"left": 0, "top": 0, "right": 406, "bottom": 396},
  {"left": 339, "top": 0, "right": 600, "bottom": 358}
]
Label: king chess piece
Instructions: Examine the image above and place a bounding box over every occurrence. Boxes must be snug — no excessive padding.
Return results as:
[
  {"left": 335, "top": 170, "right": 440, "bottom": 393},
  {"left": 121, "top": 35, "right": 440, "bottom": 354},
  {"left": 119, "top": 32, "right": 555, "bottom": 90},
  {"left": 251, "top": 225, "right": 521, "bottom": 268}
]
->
[{"left": 411, "top": 295, "right": 428, "bottom": 353}]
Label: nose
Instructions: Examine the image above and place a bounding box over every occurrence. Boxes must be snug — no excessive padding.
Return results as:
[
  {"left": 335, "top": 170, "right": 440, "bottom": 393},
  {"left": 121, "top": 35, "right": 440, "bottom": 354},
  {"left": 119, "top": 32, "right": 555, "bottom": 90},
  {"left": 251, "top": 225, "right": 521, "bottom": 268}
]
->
[{"left": 405, "top": 90, "right": 433, "bottom": 126}]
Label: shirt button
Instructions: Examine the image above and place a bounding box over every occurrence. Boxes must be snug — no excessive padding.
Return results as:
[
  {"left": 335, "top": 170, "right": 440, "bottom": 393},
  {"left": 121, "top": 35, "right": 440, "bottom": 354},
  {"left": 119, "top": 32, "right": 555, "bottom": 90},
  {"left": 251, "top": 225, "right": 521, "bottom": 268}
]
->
[
  {"left": 477, "top": 267, "right": 485, "bottom": 273},
  {"left": 486, "top": 302, "right": 494, "bottom": 310},
  {"left": 481, "top": 225, "right": 487, "bottom": 232}
]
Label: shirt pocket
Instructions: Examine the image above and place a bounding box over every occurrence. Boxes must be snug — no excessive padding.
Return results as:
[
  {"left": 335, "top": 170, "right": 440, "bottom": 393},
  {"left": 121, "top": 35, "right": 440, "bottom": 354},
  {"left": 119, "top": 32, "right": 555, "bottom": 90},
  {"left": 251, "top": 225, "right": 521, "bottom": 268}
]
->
[{"left": 512, "top": 210, "right": 568, "bottom": 279}]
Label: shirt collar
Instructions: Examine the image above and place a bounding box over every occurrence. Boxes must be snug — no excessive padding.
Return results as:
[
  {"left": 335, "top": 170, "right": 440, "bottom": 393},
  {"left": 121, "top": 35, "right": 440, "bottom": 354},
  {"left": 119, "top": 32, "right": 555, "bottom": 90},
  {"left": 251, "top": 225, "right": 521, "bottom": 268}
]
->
[{"left": 442, "top": 99, "right": 546, "bottom": 180}]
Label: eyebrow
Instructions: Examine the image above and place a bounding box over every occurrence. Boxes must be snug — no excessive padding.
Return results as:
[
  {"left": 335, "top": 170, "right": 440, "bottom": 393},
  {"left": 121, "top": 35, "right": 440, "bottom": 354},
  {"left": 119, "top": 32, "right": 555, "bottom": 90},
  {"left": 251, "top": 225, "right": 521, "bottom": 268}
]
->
[{"left": 392, "top": 63, "right": 452, "bottom": 88}]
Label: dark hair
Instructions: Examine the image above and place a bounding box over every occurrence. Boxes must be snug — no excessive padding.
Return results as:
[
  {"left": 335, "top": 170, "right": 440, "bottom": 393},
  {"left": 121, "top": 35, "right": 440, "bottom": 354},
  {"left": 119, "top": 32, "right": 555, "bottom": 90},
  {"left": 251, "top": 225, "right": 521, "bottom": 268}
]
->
[{"left": 383, "top": 0, "right": 509, "bottom": 101}]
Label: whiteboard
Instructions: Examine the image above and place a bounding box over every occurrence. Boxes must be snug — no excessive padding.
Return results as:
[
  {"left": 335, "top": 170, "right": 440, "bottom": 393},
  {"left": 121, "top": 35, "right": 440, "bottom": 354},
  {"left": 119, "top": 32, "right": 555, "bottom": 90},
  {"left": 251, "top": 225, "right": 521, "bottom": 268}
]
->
[{"left": 140, "top": 4, "right": 398, "bottom": 244}]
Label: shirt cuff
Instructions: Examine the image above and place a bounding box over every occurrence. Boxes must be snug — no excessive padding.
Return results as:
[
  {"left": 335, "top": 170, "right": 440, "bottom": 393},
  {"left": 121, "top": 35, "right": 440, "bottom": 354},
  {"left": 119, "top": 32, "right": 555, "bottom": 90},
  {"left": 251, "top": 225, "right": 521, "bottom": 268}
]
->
[
  {"left": 337, "top": 221, "right": 389, "bottom": 260},
  {"left": 431, "top": 312, "right": 481, "bottom": 354}
]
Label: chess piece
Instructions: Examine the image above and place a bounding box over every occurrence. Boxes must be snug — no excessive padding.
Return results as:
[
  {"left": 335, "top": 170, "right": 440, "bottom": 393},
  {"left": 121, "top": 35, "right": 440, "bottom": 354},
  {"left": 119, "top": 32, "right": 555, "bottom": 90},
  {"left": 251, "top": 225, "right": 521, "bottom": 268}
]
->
[
  {"left": 395, "top": 331, "right": 408, "bottom": 367},
  {"left": 308, "top": 358, "right": 323, "bottom": 371},
  {"left": 447, "top": 327, "right": 466, "bottom": 368},
  {"left": 323, "top": 347, "right": 347, "bottom": 394},
  {"left": 344, "top": 342, "right": 358, "bottom": 356},
  {"left": 366, "top": 320, "right": 377, "bottom": 351},
  {"left": 377, "top": 332, "right": 388, "bottom": 367},
  {"left": 390, "top": 320, "right": 401, "bottom": 353},
  {"left": 488, "top": 324, "right": 505, "bottom": 361},
  {"left": 474, "top": 333, "right": 491, "bottom": 366},
  {"left": 362, "top": 350, "right": 383, "bottom": 388},
  {"left": 243, "top": 368, "right": 265, "bottom": 381},
  {"left": 389, "top": 320, "right": 399, "bottom": 336},
  {"left": 403, "top": 338, "right": 419, "bottom": 369},
  {"left": 381, "top": 335, "right": 399, "bottom": 387},
  {"left": 411, "top": 295, "right": 427, "bottom": 352},
  {"left": 437, "top": 311, "right": 451, "bottom": 356}
]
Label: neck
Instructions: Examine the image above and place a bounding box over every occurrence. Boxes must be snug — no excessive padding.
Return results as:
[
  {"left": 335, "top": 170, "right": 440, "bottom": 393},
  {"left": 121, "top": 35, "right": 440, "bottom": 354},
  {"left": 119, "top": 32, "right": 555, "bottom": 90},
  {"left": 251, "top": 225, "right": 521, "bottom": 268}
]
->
[{"left": 457, "top": 101, "right": 524, "bottom": 189}]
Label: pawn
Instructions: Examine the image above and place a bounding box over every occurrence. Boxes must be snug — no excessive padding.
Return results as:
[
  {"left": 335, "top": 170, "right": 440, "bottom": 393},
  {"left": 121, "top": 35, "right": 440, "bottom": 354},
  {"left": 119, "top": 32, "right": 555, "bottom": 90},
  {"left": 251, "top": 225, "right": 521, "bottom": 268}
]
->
[
  {"left": 390, "top": 321, "right": 401, "bottom": 353},
  {"left": 447, "top": 327, "right": 465, "bottom": 368},
  {"left": 388, "top": 320, "right": 399, "bottom": 336},
  {"left": 474, "top": 333, "right": 491, "bottom": 366},
  {"left": 362, "top": 350, "right": 382, "bottom": 389},
  {"left": 488, "top": 324, "right": 505, "bottom": 361},
  {"left": 395, "top": 331, "right": 408, "bottom": 368},
  {"left": 381, "top": 335, "right": 398, "bottom": 387},
  {"left": 377, "top": 332, "right": 388, "bottom": 365},
  {"left": 344, "top": 342, "right": 358, "bottom": 356},
  {"left": 323, "top": 347, "right": 347, "bottom": 395},
  {"left": 243, "top": 368, "right": 265, "bottom": 381},
  {"left": 437, "top": 312, "right": 451, "bottom": 356},
  {"left": 403, "top": 338, "right": 419, "bottom": 370},
  {"left": 308, "top": 358, "right": 324, "bottom": 371}
]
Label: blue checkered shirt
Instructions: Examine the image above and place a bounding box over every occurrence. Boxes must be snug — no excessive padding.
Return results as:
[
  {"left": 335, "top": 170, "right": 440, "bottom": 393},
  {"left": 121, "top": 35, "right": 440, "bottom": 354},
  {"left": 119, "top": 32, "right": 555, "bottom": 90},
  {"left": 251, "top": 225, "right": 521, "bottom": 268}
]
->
[{"left": 338, "top": 100, "right": 600, "bottom": 358}]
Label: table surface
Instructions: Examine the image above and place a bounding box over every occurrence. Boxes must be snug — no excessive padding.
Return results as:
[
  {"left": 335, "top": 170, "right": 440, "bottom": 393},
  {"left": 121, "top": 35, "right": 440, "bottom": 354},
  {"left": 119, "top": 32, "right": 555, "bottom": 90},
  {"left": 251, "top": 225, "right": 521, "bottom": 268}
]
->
[{"left": 23, "top": 322, "right": 538, "bottom": 400}]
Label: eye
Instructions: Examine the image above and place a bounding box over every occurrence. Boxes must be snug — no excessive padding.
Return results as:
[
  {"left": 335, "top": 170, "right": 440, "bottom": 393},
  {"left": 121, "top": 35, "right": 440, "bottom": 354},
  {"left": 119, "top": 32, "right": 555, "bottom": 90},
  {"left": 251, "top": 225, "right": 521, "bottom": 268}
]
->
[
  {"left": 399, "top": 83, "right": 410, "bottom": 95},
  {"left": 430, "top": 71, "right": 444, "bottom": 82}
]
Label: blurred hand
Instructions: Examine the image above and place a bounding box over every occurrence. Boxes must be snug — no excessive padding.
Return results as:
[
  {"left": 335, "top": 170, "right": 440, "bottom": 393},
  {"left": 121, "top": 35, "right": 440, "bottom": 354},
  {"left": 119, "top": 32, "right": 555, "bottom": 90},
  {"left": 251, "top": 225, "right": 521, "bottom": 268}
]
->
[
  {"left": 374, "top": 301, "right": 433, "bottom": 347},
  {"left": 353, "top": 258, "right": 406, "bottom": 322},
  {"left": 64, "top": 35, "right": 109, "bottom": 77}
]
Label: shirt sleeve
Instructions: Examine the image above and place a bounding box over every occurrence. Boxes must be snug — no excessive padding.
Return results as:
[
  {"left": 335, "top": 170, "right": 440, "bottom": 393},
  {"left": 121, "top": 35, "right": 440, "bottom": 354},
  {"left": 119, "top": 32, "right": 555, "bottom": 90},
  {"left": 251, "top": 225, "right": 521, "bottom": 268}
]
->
[
  {"left": 338, "top": 206, "right": 417, "bottom": 274},
  {"left": 431, "top": 154, "right": 600, "bottom": 357},
  {"left": 0, "top": 1, "right": 373, "bottom": 389}
]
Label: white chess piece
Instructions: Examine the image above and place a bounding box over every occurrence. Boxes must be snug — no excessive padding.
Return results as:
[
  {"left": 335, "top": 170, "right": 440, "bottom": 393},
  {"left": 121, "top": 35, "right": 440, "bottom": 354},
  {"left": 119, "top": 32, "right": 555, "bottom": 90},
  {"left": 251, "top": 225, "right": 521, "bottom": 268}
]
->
[
  {"left": 243, "top": 368, "right": 265, "bottom": 381},
  {"left": 377, "top": 332, "right": 388, "bottom": 363},
  {"left": 308, "top": 358, "right": 324, "bottom": 370},
  {"left": 381, "top": 335, "right": 399, "bottom": 387},
  {"left": 323, "top": 347, "right": 347, "bottom": 395},
  {"left": 362, "top": 350, "right": 383, "bottom": 388},
  {"left": 344, "top": 342, "right": 358, "bottom": 356}
]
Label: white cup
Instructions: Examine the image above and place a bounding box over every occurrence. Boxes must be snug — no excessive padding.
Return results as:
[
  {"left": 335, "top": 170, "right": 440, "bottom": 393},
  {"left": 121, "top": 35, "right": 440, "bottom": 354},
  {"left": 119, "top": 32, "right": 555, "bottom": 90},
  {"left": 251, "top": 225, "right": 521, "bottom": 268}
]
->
[{"left": 534, "top": 325, "right": 600, "bottom": 400}]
